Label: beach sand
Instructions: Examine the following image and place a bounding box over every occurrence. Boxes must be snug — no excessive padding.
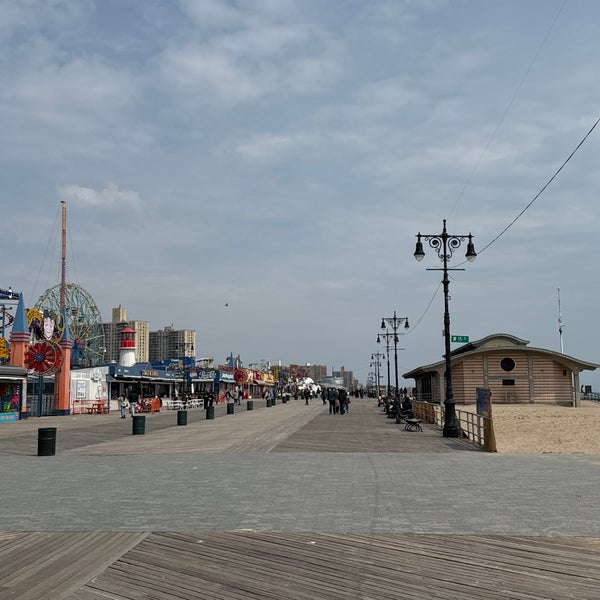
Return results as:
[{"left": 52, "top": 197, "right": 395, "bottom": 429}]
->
[{"left": 457, "top": 401, "right": 600, "bottom": 454}]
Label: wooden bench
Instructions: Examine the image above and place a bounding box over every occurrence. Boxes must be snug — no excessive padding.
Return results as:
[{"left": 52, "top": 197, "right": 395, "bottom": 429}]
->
[{"left": 404, "top": 418, "right": 423, "bottom": 432}]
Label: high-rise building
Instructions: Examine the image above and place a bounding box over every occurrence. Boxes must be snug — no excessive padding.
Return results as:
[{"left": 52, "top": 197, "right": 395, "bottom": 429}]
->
[
  {"left": 102, "top": 306, "right": 149, "bottom": 363},
  {"left": 286, "top": 363, "right": 327, "bottom": 382},
  {"left": 332, "top": 366, "right": 355, "bottom": 390},
  {"left": 149, "top": 325, "right": 196, "bottom": 362}
]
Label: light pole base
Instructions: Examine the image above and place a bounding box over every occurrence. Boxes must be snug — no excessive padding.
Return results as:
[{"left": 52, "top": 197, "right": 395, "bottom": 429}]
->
[{"left": 443, "top": 424, "right": 460, "bottom": 438}]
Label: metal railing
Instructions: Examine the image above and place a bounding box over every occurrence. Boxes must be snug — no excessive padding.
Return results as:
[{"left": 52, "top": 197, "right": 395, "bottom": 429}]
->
[
  {"left": 412, "top": 400, "right": 496, "bottom": 451},
  {"left": 582, "top": 392, "right": 600, "bottom": 403}
]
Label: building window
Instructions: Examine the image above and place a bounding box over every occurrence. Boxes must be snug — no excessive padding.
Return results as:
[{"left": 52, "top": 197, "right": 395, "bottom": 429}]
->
[
  {"left": 500, "top": 357, "right": 515, "bottom": 372},
  {"left": 502, "top": 379, "right": 515, "bottom": 386}
]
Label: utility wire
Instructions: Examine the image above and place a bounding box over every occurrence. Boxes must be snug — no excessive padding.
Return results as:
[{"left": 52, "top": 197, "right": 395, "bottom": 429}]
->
[
  {"left": 476, "top": 116, "right": 600, "bottom": 256},
  {"left": 452, "top": 0, "right": 567, "bottom": 223},
  {"left": 408, "top": 116, "right": 599, "bottom": 332},
  {"left": 403, "top": 281, "right": 442, "bottom": 335}
]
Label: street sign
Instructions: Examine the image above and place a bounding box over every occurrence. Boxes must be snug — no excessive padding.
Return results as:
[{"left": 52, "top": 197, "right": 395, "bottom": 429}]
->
[{"left": 450, "top": 335, "right": 469, "bottom": 343}]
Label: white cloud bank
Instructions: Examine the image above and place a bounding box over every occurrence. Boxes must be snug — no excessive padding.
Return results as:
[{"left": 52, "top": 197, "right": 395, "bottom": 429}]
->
[{"left": 58, "top": 184, "right": 142, "bottom": 210}]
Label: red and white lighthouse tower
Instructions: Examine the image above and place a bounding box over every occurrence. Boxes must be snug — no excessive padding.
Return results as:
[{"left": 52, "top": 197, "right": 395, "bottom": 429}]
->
[{"left": 119, "top": 326, "right": 136, "bottom": 367}]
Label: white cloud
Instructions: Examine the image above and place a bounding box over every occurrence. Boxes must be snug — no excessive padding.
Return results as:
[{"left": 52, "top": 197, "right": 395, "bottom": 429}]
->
[
  {"left": 58, "top": 184, "right": 142, "bottom": 210},
  {"left": 236, "top": 133, "right": 295, "bottom": 161}
]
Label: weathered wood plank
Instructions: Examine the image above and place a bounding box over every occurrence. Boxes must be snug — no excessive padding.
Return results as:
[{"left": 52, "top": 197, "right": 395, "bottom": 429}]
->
[
  {"left": 0, "top": 532, "right": 148, "bottom": 599},
  {"left": 60, "top": 532, "right": 600, "bottom": 600}
]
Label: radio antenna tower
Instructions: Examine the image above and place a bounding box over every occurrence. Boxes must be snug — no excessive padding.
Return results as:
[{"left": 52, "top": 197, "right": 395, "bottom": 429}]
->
[{"left": 557, "top": 287, "right": 564, "bottom": 354}]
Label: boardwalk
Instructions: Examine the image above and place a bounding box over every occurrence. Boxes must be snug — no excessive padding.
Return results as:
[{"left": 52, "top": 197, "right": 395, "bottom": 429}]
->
[{"left": 1, "top": 399, "right": 599, "bottom": 599}]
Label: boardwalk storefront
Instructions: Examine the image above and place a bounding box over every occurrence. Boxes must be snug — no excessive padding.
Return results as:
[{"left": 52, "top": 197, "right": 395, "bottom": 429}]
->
[
  {"left": 187, "top": 369, "right": 218, "bottom": 395},
  {"left": 108, "top": 364, "right": 178, "bottom": 408},
  {"left": 403, "top": 333, "right": 600, "bottom": 406},
  {"left": 0, "top": 366, "right": 27, "bottom": 421}
]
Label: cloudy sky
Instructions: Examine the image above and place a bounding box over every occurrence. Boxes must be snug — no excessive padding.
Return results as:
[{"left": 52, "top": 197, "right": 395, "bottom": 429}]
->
[{"left": 2, "top": 0, "right": 600, "bottom": 388}]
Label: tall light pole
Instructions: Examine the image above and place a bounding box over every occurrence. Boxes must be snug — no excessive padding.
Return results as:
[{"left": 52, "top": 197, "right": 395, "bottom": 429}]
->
[
  {"left": 414, "top": 218, "right": 476, "bottom": 437},
  {"left": 377, "top": 330, "right": 394, "bottom": 396},
  {"left": 381, "top": 312, "right": 409, "bottom": 395},
  {"left": 370, "top": 352, "right": 384, "bottom": 397}
]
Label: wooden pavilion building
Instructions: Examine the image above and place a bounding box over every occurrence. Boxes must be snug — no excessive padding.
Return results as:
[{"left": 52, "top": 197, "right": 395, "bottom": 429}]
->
[{"left": 403, "top": 333, "right": 599, "bottom": 406}]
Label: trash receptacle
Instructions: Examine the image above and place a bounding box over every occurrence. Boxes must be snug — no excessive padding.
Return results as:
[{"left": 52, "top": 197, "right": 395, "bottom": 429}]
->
[
  {"left": 206, "top": 405, "right": 215, "bottom": 420},
  {"left": 227, "top": 403, "right": 234, "bottom": 415},
  {"left": 271, "top": 397, "right": 276, "bottom": 406},
  {"left": 177, "top": 410, "right": 188, "bottom": 426},
  {"left": 37, "top": 427, "right": 57, "bottom": 456},
  {"left": 132, "top": 415, "right": 145, "bottom": 435},
  {"left": 247, "top": 400, "right": 254, "bottom": 411},
  {"left": 266, "top": 398, "right": 271, "bottom": 408}
]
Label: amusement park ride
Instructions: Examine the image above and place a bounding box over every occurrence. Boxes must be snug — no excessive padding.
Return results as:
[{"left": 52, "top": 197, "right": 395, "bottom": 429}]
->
[{"left": 2, "top": 202, "right": 106, "bottom": 416}]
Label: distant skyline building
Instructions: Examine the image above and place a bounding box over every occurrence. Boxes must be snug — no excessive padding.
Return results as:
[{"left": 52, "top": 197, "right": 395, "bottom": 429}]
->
[
  {"left": 102, "top": 306, "right": 149, "bottom": 364},
  {"left": 332, "top": 366, "right": 356, "bottom": 390},
  {"left": 149, "top": 325, "right": 196, "bottom": 362},
  {"left": 102, "top": 307, "right": 196, "bottom": 365},
  {"left": 286, "top": 363, "right": 328, "bottom": 383}
]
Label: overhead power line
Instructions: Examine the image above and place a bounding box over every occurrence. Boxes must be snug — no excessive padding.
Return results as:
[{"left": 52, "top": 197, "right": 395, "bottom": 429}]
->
[{"left": 476, "top": 116, "right": 600, "bottom": 256}]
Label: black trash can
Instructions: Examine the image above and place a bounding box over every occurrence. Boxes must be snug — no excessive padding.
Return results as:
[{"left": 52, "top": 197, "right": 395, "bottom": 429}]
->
[
  {"left": 37, "top": 427, "right": 57, "bottom": 456},
  {"left": 247, "top": 400, "right": 254, "bottom": 411},
  {"left": 282, "top": 395, "right": 287, "bottom": 404},
  {"left": 227, "top": 403, "right": 234, "bottom": 415},
  {"left": 132, "top": 415, "right": 146, "bottom": 435},
  {"left": 177, "top": 410, "right": 188, "bottom": 426},
  {"left": 271, "top": 397, "right": 276, "bottom": 406},
  {"left": 266, "top": 398, "right": 271, "bottom": 408},
  {"left": 206, "top": 405, "right": 215, "bottom": 420}
]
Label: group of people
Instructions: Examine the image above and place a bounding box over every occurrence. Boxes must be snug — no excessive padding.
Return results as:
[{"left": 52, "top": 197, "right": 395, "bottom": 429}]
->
[
  {"left": 322, "top": 387, "right": 350, "bottom": 415},
  {"left": 118, "top": 391, "right": 138, "bottom": 418},
  {"left": 382, "top": 392, "right": 413, "bottom": 420}
]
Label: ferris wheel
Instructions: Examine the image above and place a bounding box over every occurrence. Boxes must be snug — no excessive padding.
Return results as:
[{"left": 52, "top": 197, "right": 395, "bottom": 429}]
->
[{"left": 35, "top": 283, "right": 106, "bottom": 367}]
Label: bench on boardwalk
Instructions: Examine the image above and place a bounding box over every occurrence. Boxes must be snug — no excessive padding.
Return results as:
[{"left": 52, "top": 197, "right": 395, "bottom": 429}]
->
[{"left": 404, "top": 418, "right": 423, "bottom": 432}]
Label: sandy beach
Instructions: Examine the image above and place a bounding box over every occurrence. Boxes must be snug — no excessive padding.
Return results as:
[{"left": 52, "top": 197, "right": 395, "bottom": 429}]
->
[{"left": 457, "top": 401, "right": 600, "bottom": 454}]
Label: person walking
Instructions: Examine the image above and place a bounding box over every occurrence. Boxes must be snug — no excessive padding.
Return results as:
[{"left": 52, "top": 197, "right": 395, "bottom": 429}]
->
[
  {"left": 127, "top": 390, "right": 138, "bottom": 417},
  {"left": 118, "top": 395, "right": 129, "bottom": 419},
  {"left": 328, "top": 387, "right": 337, "bottom": 415}
]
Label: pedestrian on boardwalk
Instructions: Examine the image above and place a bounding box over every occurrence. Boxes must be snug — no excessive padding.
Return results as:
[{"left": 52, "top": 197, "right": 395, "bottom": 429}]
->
[
  {"left": 118, "top": 395, "right": 129, "bottom": 419},
  {"left": 127, "top": 390, "right": 138, "bottom": 417},
  {"left": 328, "top": 387, "right": 337, "bottom": 414},
  {"left": 304, "top": 388, "right": 310, "bottom": 405}
]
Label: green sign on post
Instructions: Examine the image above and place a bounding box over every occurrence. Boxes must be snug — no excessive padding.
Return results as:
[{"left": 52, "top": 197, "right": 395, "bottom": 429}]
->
[{"left": 450, "top": 335, "right": 469, "bottom": 343}]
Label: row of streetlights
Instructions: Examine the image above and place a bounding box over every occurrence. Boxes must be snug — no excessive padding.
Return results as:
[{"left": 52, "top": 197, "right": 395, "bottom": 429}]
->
[
  {"left": 370, "top": 219, "right": 477, "bottom": 438},
  {"left": 377, "top": 312, "right": 409, "bottom": 396}
]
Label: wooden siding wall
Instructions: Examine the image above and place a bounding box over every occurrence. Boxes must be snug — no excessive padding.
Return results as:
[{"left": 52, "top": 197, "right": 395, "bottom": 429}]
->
[
  {"left": 530, "top": 357, "right": 573, "bottom": 404},
  {"left": 451, "top": 352, "right": 574, "bottom": 405},
  {"left": 414, "top": 350, "right": 576, "bottom": 405},
  {"left": 485, "top": 352, "right": 530, "bottom": 403},
  {"left": 454, "top": 357, "right": 484, "bottom": 404}
]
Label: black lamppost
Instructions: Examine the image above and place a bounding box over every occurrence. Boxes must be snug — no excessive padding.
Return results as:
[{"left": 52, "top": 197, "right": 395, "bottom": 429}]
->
[
  {"left": 414, "top": 218, "right": 476, "bottom": 437},
  {"left": 370, "top": 352, "right": 384, "bottom": 397},
  {"left": 377, "top": 330, "right": 394, "bottom": 396},
  {"left": 381, "top": 312, "right": 409, "bottom": 394}
]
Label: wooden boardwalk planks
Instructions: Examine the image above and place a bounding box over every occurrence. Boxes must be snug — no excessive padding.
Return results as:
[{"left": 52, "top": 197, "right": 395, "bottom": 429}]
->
[
  {"left": 0, "top": 531, "right": 147, "bottom": 600},
  {"left": 42, "top": 532, "right": 600, "bottom": 600}
]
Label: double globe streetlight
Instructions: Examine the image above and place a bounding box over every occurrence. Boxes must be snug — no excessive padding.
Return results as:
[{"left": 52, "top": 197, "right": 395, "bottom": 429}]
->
[
  {"left": 370, "top": 352, "right": 384, "bottom": 397},
  {"left": 414, "top": 218, "right": 476, "bottom": 437},
  {"left": 376, "top": 330, "right": 394, "bottom": 396},
  {"left": 380, "top": 312, "right": 409, "bottom": 395}
]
